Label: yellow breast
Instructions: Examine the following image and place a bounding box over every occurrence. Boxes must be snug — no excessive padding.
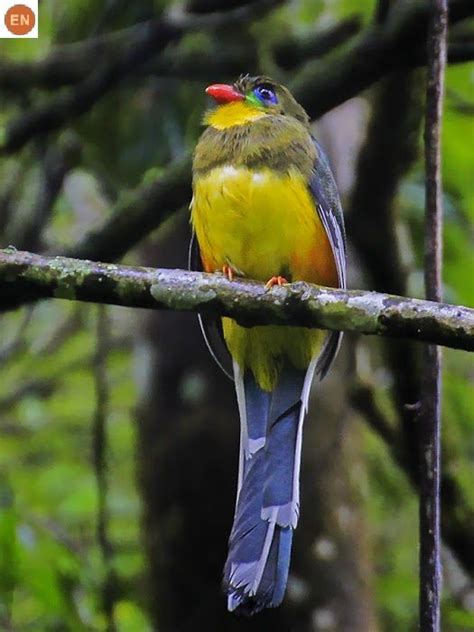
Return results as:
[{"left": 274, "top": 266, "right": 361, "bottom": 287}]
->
[
  {"left": 191, "top": 165, "right": 336, "bottom": 390},
  {"left": 191, "top": 165, "right": 336, "bottom": 285}
]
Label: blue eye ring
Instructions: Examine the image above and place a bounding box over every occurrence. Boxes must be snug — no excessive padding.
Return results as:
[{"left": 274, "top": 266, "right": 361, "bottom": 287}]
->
[{"left": 253, "top": 84, "right": 278, "bottom": 105}]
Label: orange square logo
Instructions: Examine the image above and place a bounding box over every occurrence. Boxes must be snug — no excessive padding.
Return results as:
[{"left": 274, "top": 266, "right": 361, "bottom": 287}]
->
[{"left": 1, "top": 1, "right": 38, "bottom": 38}]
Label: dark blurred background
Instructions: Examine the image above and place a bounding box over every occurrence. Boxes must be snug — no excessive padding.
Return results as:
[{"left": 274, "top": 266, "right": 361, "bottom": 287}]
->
[{"left": 0, "top": 1, "right": 473, "bottom": 630}]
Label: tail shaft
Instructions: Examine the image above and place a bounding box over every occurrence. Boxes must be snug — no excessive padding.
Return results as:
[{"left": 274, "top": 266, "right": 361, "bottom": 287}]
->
[{"left": 223, "top": 364, "right": 312, "bottom": 614}]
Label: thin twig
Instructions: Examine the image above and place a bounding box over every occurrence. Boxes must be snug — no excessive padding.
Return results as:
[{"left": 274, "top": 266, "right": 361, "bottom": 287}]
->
[
  {"left": 92, "top": 306, "right": 117, "bottom": 632},
  {"left": 0, "top": 306, "right": 34, "bottom": 362},
  {"left": 350, "top": 383, "right": 398, "bottom": 450},
  {"left": 350, "top": 379, "right": 474, "bottom": 583},
  {"left": 0, "top": 162, "right": 23, "bottom": 236},
  {"left": 419, "top": 0, "right": 448, "bottom": 629},
  {"left": 0, "top": 338, "right": 131, "bottom": 415}
]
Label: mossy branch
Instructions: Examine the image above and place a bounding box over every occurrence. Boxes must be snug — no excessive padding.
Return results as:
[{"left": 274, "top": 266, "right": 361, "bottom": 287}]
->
[{"left": 0, "top": 249, "right": 472, "bottom": 352}]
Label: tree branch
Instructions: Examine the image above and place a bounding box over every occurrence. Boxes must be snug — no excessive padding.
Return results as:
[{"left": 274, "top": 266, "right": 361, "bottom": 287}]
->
[
  {"left": 67, "top": 155, "right": 192, "bottom": 263},
  {"left": 92, "top": 306, "right": 117, "bottom": 632},
  {"left": 0, "top": 0, "right": 471, "bottom": 157},
  {"left": 274, "top": 17, "right": 362, "bottom": 69},
  {"left": 419, "top": 0, "right": 448, "bottom": 628},
  {"left": 147, "top": 16, "right": 362, "bottom": 80},
  {"left": 0, "top": 20, "right": 182, "bottom": 155},
  {"left": 3, "top": 0, "right": 469, "bottom": 277},
  {"left": 0, "top": 0, "right": 283, "bottom": 155},
  {"left": 12, "top": 134, "right": 81, "bottom": 251},
  {"left": 0, "top": 15, "right": 359, "bottom": 92},
  {"left": 1, "top": 1, "right": 471, "bottom": 96},
  {"left": 347, "top": 67, "right": 426, "bottom": 495},
  {"left": 0, "top": 21, "right": 161, "bottom": 92},
  {"left": 291, "top": 0, "right": 474, "bottom": 118},
  {"left": 350, "top": 382, "right": 474, "bottom": 581},
  {"left": 0, "top": 249, "right": 472, "bottom": 351}
]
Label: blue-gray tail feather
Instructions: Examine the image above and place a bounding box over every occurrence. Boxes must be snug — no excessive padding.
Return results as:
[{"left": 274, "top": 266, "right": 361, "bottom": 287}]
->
[{"left": 224, "top": 364, "right": 309, "bottom": 615}]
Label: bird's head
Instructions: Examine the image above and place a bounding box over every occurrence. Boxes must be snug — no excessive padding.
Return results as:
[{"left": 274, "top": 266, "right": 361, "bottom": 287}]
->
[{"left": 203, "top": 74, "right": 309, "bottom": 129}]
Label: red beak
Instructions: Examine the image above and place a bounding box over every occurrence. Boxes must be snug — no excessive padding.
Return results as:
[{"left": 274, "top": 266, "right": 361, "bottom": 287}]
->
[{"left": 205, "top": 83, "right": 244, "bottom": 104}]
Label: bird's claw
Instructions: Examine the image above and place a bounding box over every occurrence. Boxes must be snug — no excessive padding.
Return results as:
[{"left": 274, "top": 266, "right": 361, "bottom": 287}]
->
[
  {"left": 222, "top": 265, "right": 235, "bottom": 281},
  {"left": 265, "top": 275, "right": 289, "bottom": 289}
]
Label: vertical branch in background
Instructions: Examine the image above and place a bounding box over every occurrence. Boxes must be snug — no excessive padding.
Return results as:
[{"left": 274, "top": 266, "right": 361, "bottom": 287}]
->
[
  {"left": 93, "top": 306, "right": 117, "bottom": 632},
  {"left": 420, "top": 0, "right": 447, "bottom": 630}
]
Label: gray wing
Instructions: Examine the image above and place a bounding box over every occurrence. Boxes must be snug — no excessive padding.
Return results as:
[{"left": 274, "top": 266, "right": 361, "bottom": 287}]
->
[
  {"left": 188, "top": 233, "right": 234, "bottom": 380},
  {"left": 309, "top": 137, "right": 347, "bottom": 379}
]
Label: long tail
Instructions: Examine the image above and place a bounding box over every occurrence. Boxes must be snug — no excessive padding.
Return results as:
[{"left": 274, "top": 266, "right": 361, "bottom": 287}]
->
[{"left": 223, "top": 361, "right": 316, "bottom": 615}]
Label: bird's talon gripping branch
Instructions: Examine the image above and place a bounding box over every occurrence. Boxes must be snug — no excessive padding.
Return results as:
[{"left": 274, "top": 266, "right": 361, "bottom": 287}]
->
[
  {"left": 222, "top": 265, "right": 235, "bottom": 281},
  {"left": 265, "top": 275, "right": 289, "bottom": 289}
]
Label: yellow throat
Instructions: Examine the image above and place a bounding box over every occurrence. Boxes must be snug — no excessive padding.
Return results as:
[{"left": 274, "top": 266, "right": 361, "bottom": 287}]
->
[{"left": 203, "top": 101, "right": 265, "bottom": 130}]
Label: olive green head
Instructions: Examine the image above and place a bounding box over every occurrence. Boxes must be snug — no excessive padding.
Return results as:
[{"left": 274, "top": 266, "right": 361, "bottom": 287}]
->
[{"left": 206, "top": 74, "right": 309, "bottom": 128}]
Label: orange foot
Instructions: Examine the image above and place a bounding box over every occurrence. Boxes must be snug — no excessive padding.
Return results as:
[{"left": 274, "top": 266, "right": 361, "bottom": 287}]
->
[
  {"left": 265, "top": 275, "right": 289, "bottom": 289},
  {"left": 222, "top": 265, "right": 235, "bottom": 281}
]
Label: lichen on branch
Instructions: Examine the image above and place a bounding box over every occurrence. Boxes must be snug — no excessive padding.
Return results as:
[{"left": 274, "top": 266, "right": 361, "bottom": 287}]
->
[{"left": 0, "top": 248, "right": 473, "bottom": 352}]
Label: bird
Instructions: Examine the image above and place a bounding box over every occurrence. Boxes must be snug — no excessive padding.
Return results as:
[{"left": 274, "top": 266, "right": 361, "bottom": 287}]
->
[{"left": 189, "top": 74, "right": 346, "bottom": 615}]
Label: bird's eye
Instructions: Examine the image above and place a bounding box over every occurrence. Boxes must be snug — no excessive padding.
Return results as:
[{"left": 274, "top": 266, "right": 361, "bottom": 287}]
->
[{"left": 253, "top": 84, "right": 278, "bottom": 105}]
